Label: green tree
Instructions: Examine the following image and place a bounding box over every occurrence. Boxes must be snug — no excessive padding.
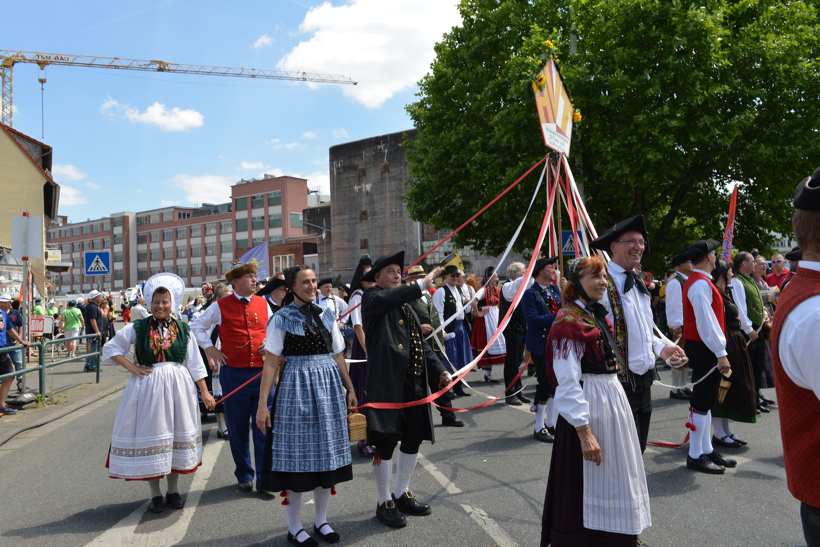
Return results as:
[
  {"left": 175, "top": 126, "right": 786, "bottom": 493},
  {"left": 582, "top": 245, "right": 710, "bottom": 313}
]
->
[{"left": 404, "top": 0, "right": 820, "bottom": 269}]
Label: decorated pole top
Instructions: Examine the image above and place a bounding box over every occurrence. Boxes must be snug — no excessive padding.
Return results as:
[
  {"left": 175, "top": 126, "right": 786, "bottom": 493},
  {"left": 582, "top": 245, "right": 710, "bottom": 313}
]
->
[{"left": 533, "top": 59, "right": 578, "bottom": 157}]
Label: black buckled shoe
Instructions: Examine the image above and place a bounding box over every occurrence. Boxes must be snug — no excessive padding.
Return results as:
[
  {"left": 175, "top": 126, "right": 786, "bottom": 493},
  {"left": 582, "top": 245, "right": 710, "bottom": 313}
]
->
[
  {"left": 148, "top": 495, "right": 165, "bottom": 513},
  {"left": 669, "top": 389, "right": 691, "bottom": 400},
  {"left": 376, "top": 499, "right": 407, "bottom": 527},
  {"left": 393, "top": 491, "right": 432, "bottom": 516},
  {"left": 166, "top": 492, "right": 185, "bottom": 509},
  {"left": 705, "top": 451, "right": 737, "bottom": 468},
  {"left": 712, "top": 435, "right": 740, "bottom": 448},
  {"left": 533, "top": 428, "right": 555, "bottom": 443},
  {"left": 757, "top": 403, "right": 770, "bottom": 413},
  {"left": 313, "top": 523, "right": 340, "bottom": 543},
  {"left": 686, "top": 454, "right": 725, "bottom": 474},
  {"left": 729, "top": 434, "right": 748, "bottom": 446},
  {"left": 287, "top": 529, "right": 319, "bottom": 546},
  {"left": 760, "top": 394, "right": 776, "bottom": 405}
]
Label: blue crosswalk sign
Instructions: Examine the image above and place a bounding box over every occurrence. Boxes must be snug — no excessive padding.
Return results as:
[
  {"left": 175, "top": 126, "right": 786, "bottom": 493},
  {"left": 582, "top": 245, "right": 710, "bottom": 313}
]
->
[
  {"left": 84, "top": 252, "right": 111, "bottom": 276},
  {"left": 561, "top": 231, "right": 584, "bottom": 256}
]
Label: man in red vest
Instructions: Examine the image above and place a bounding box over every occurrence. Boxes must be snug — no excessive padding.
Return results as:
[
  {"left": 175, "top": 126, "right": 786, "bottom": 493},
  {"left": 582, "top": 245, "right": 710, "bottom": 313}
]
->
[
  {"left": 772, "top": 167, "right": 820, "bottom": 546},
  {"left": 680, "top": 239, "right": 735, "bottom": 474},
  {"left": 192, "top": 261, "right": 272, "bottom": 493}
]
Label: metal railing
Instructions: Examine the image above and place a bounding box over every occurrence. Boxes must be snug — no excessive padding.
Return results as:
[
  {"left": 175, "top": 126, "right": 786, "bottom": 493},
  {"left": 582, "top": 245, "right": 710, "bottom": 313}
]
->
[{"left": 0, "top": 334, "right": 101, "bottom": 397}]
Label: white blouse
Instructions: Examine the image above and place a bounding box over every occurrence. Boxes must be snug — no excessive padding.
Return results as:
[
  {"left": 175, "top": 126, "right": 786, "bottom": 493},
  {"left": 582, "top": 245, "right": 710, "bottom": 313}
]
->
[
  {"left": 348, "top": 292, "right": 363, "bottom": 327},
  {"left": 552, "top": 301, "right": 592, "bottom": 428},
  {"left": 101, "top": 322, "right": 208, "bottom": 382}
]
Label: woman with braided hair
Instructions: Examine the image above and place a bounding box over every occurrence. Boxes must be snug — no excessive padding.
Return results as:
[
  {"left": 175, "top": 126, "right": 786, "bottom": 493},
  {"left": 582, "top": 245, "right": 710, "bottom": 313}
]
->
[{"left": 256, "top": 265, "right": 357, "bottom": 546}]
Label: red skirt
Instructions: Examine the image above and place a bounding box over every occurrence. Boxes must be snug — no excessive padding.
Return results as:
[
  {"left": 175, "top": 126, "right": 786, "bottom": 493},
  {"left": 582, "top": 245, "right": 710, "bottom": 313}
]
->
[{"left": 470, "top": 315, "right": 505, "bottom": 366}]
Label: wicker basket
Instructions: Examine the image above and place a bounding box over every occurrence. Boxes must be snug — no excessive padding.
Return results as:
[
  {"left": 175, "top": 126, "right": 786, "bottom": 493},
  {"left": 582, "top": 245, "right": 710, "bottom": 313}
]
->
[{"left": 347, "top": 411, "right": 367, "bottom": 442}]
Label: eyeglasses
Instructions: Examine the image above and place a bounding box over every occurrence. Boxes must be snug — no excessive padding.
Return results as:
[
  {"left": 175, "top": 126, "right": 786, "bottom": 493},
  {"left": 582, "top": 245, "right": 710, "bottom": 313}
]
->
[
  {"left": 614, "top": 239, "right": 648, "bottom": 248},
  {"left": 771, "top": 260, "right": 783, "bottom": 263}
]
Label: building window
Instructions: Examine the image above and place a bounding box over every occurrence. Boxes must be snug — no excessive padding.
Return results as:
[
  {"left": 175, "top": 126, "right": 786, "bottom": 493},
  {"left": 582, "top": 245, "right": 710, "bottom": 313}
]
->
[
  {"left": 206, "top": 244, "right": 217, "bottom": 255},
  {"left": 273, "top": 254, "right": 295, "bottom": 271},
  {"left": 114, "top": 270, "right": 123, "bottom": 281},
  {"left": 205, "top": 223, "right": 217, "bottom": 235},
  {"left": 235, "top": 196, "right": 248, "bottom": 211},
  {"left": 151, "top": 250, "right": 160, "bottom": 260},
  {"left": 268, "top": 190, "right": 282, "bottom": 206},
  {"left": 137, "top": 234, "right": 148, "bottom": 244},
  {"left": 251, "top": 194, "right": 264, "bottom": 208},
  {"left": 163, "top": 229, "right": 174, "bottom": 240},
  {"left": 221, "top": 243, "right": 232, "bottom": 254},
  {"left": 270, "top": 235, "right": 283, "bottom": 246},
  {"left": 177, "top": 227, "right": 187, "bottom": 239},
  {"left": 252, "top": 237, "right": 266, "bottom": 246},
  {"left": 114, "top": 251, "right": 123, "bottom": 262},
  {"left": 61, "top": 244, "right": 70, "bottom": 253},
  {"left": 103, "top": 220, "right": 111, "bottom": 231},
  {"left": 222, "top": 262, "right": 233, "bottom": 274},
  {"left": 269, "top": 213, "right": 282, "bottom": 227},
  {"left": 163, "top": 249, "right": 173, "bottom": 259},
  {"left": 93, "top": 240, "right": 101, "bottom": 249},
  {"left": 72, "top": 242, "right": 81, "bottom": 252},
  {"left": 290, "top": 212, "right": 303, "bottom": 228},
  {"left": 220, "top": 220, "right": 232, "bottom": 233},
  {"left": 236, "top": 218, "right": 248, "bottom": 231},
  {"left": 113, "top": 234, "right": 122, "bottom": 244},
  {"left": 235, "top": 239, "right": 248, "bottom": 249},
  {"left": 138, "top": 269, "right": 149, "bottom": 280},
  {"left": 72, "top": 226, "right": 80, "bottom": 236},
  {"left": 82, "top": 225, "right": 90, "bottom": 234},
  {"left": 151, "top": 268, "right": 160, "bottom": 276},
  {"left": 72, "top": 258, "right": 81, "bottom": 267},
  {"left": 150, "top": 213, "right": 160, "bottom": 224},
  {"left": 83, "top": 241, "right": 91, "bottom": 250},
  {"left": 177, "top": 266, "right": 188, "bottom": 277},
  {"left": 103, "top": 238, "right": 110, "bottom": 248},
  {"left": 190, "top": 225, "right": 202, "bottom": 237},
  {"left": 92, "top": 223, "right": 100, "bottom": 233},
  {"left": 138, "top": 251, "right": 148, "bottom": 261},
  {"left": 177, "top": 247, "right": 187, "bottom": 258},
  {"left": 137, "top": 216, "right": 148, "bottom": 226},
  {"left": 150, "top": 231, "right": 160, "bottom": 242},
  {"left": 206, "top": 264, "right": 218, "bottom": 275},
  {"left": 178, "top": 211, "right": 191, "bottom": 220},
  {"left": 162, "top": 211, "right": 173, "bottom": 222},
  {"left": 113, "top": 217, "right": 123, "bottom": 227},
  {"left": 73, "top": 274, "right": 80, "bottom": 283},
  {"left": 252, "top": 215, "right": 265, "bottom": 230},
  {"left": 191, "top": 245, "right": 202, "bottom": 257},
  {"left": 191, "top": 265, "right": 202, "bottom": 276}
]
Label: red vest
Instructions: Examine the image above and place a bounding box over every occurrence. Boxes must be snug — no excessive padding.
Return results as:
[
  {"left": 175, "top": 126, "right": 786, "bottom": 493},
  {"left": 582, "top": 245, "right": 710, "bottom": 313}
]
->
[
  {"left": 682, "top": 271, "right": 726, "bottom": 342},
  {"left": 772, "top": 267, "right": 820, "bottom": 507},
  {"left": 218, "top": 294, "right": 268, "bottom": 368}
]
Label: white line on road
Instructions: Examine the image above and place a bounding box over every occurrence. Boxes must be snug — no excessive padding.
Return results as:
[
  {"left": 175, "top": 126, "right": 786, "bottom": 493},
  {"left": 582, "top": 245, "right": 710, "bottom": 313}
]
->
[
  {"left": 417, "top": 452, "right": 462, "bottom": 494},
  {"left": 461, "top": 504, "right": 519, "bottom": 547},
  {"left": 84, "top": 438, "right": 227, "bottom": 547}
]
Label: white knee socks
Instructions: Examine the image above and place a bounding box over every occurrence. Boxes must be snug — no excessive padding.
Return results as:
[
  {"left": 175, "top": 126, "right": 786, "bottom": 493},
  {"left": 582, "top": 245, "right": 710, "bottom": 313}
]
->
[
  {"left": 688, "top": 412, "right": 710, "bottom": 459},
  {"left": 313, "top": 487, "right": 333, "bottom": 533},
  {"left": 701, "top": 411, "right": 714, "bottom": 455},
  {"left": 545, "top": 398, "right": 557, "bottom": 429},
  {"left": 393, "top": 451, "right": 418, "bottom": 498},
  {"left": 285, "top": 490, "right": 310, "bottom": 541},
  {"left": 534, "top": 404, "right": 546, "bottom": 432},
  {"left": 712, "top": 416, "right": 728, "bottom": 440},
  {"left": 373, "top": 458, "right": 393, "bottom": 505},
  {"left": 166, "top": 472, "right": 179, "bottom": 494}
]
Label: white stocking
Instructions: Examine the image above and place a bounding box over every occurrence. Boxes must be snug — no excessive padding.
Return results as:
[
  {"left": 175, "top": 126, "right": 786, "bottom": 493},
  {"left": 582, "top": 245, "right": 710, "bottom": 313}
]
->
[
  {"left": 701, "top": 410, "right": 714, "bottom": 455},
  {"left": 688, "top": 412, "right": 709, "bottom": 459},
  {"left": 393, "top": 450, "right": 418, "bottom": 498},
  {"left": 284, "top": 491, "right": 309, "bottom": 541},
  {"left": 545, "top": 398, "right": 557, "bottom": 429},
  {"left": 534, "top": 404, "right": 546, "bottom": 432},
  {"left": 373, "top": 458, "right": 393, "bottom": 505},
  {"left": 313, "top": 487, "right": 333, "bottom": 532}
]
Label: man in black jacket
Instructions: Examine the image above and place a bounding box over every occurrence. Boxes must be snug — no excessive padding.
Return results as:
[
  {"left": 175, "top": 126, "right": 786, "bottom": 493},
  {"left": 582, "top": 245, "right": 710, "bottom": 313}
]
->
[{"left": 361, "top": 252, "right": 448, "bottom": 529}]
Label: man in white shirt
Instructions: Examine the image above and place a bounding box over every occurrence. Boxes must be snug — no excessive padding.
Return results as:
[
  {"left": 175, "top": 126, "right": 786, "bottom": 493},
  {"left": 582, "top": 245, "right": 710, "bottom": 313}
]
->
[
  {"left": 666, "top": 250, "right": 695, "bottom": 400},
  {"left": 433, "top": 265, "right": 473, "bottom": 379},
  {"left": 591, "top": 215, "right": 684, "bottom": 453},
  {"left": 679, "top": 239, "right": 735, "bottom": 474},
  {"left": 131, "top": 297, "right": 150, "bottom": 320},
  {"left": 316, "top": 278, "right": 349, "bottom": 327}
]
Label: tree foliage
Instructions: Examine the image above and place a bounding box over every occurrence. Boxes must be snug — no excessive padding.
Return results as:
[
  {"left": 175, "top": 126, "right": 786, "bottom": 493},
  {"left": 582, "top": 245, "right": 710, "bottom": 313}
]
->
[{"left": 404, "top": 0, "right": 820, "bottom": 269}]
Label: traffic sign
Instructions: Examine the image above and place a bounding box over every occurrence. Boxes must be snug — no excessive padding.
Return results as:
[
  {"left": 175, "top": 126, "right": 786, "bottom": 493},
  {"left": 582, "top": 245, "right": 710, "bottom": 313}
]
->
[
  {"left": 561, "top": 231, "right": 584, "bottom": 256},
  {"left": 84, "top": 252, "right": 111, "bottom": 276}
]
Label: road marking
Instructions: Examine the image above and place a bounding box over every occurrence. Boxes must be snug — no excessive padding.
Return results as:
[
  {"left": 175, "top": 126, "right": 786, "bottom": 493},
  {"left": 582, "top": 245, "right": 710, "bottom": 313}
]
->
[
  {"left": 461, "top": 504, "right": 518, "bottom": 547},
  {"left": 84, "top": 437, "right": 226, "bottom": 547},
  {"left": 733, "top": 455, "right": 786, "bottom": 480},
  {"left": 417, "top": 452, "right": 462, "bottom": 494}
]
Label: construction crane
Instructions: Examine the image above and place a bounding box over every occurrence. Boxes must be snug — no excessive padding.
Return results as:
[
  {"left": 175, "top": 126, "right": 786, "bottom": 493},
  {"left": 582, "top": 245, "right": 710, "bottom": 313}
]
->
[{"left": 0, "top": 50, "right": 358, "bottom": 127}]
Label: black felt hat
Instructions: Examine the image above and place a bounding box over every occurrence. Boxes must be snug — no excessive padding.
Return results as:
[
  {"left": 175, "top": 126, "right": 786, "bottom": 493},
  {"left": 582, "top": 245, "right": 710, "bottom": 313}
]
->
[
  {"left": 671, "top": 247, "right": 693, "bottom": 267},
  {"left": 785, "top": 246, "right": 802, "bottom": 262},
  {"left": 794, "top": 167, "right": 820, "bottom": 210},
  {"left": 532, "top": 256, "right": 559, "bottom": 277},
  {"left": 359, "top": 251, "right": 405, "bottom": 283},
  {"left": 589, "top": 215, "right": 649, "bottom": 253},
  {"left": 317, "top": 278, "right": 333, "bottom": 288},
  {"left": 443, "top": 265, "right": 461, "bottom": 276},
  {"left": 682, "top": 239, "right": 721, "bottom": 263},
  {"left": 255, "top": 276, "right": 287, "bottom": 297}
]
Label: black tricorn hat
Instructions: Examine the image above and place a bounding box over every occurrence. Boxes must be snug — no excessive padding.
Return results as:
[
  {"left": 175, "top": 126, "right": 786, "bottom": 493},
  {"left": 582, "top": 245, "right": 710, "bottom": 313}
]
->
[
  {"left": 589, "top": 215, "right": 649, "bottom": 253},
  {"left": 443, "top": 265, "right": 460, "bottom": 276},
  {"left": 360, "top": 251, "right": 405, "bottom": 283},
  {"left": 794, "top": 167, "right": 820, "bottom": 210},
  {"left": 255, "top": 276, "right": 286, "bottom": 297},
  {"left": 681, "top": 239, "right": 721, "bottom": 263},
  {"left": 785, "top": 246, "right": 802, "bottom": 262},
  {"left": 317, "top": 278, "right": 333, "bottom": 288},
  {"left": 532, "top": 256, "right": 559, "bottom": 277}
]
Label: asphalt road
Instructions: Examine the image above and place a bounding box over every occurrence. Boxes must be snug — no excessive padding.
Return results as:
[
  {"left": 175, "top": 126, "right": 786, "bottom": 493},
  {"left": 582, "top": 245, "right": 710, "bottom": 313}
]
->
[{"left": 0, "top": 365, "right": 806, "bottom": 547}]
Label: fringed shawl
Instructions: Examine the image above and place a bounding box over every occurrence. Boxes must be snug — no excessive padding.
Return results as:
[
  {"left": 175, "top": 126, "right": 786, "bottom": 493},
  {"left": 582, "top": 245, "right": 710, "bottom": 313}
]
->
[
  {"left": 269, "top": 302, "right": 335, "bottom": 336},
  {"left": 544, "top": 301, "right": 611, "bottom": 389}
]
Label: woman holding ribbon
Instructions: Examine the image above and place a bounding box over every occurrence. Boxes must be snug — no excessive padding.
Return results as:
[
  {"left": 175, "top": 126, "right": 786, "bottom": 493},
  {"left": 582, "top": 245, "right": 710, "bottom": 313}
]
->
[
  {"left": 102, "top": 273, "right": 215, "bottom": 514},
  {"left": 256, "top": 265, "right": 357, "bottom": 546},
  {"left": 541, "top": 256, "right": 650, "bottom": 546}
]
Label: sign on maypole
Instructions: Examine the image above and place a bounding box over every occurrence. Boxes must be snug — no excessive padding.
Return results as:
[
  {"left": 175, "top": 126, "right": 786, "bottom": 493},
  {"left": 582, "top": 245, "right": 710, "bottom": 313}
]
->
[
  {"left": 720, "top": 184, "right": 739, "bottom": 261},
  {"left": 533, "top": 60, "right": 575, "bottom": 157}
]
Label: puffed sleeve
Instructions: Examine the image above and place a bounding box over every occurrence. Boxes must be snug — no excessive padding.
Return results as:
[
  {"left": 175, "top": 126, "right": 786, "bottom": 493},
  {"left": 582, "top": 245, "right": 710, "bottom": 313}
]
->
[
  {"left": 553, "top": 342, "right": 590, "bottom": 428},
  {"left": 101, "top": 323, "right": 137, "bottom": 365},
  {"left": 266, "top": 322, "right": 286, "bottom": 356},
  {"left": 184, "top": 336, "right": 208, "bottom": 382},
  {"left": 330, "top": 321, "right": 345, "bottom": 354}
]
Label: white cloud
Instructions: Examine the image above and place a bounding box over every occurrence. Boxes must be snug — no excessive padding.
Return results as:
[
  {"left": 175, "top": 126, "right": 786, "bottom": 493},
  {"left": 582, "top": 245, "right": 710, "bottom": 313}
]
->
[
  {"left": 52, "top": 164, "right": 88, "bottom": 180},
  {"left": 101, "top": 97, "right": 204, "bottom": 131},
  {"left": 83, "top": 182, "right": 102, "bottom": 189},
  {"left": 301, "top": 130, "right": 319, "bottom": 140},
  {"left": 240, "top": 161, "right": 270, "bottom": 170},
  {"left": 305, "top": 171, "right": 330, "bottom": 195},
  {"left": 278, "top": 0, "right": 461, "bottom": 108},
  {"left": 331, "top": 128, "right": 348, "bottom": 140},
  {"left": 253, "top": 34, "right": 274, "bottom": 49},
  {"left": 269, "top": 138, "right": 302, "bottom": 150},
  {"left": 160, "top": 199, "right": 179, "bottom": 206},
  {"left": 59, "top": 185, "right": 87, "bottom": 205},
  {"left": 171, "top": 174, "right": 236, "bottom": 205}
]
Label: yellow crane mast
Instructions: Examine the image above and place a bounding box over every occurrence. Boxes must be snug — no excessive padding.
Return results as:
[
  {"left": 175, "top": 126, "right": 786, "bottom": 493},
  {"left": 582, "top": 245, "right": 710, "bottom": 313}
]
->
[{"left": 0, "top": 50, "right": 358, "bottom": 127}]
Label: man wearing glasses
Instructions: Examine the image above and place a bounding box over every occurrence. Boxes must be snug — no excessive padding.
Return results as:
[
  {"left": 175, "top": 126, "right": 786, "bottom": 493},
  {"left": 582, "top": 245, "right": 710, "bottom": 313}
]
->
[
  {"left": 192, "top": 262, "right": 273, "bottom": 493},
  {"left": 590, "top": 215, "right": 685, "bottom": 453},
  {"left": 766, "top": 254, "right": 791, "bottom": 288}
]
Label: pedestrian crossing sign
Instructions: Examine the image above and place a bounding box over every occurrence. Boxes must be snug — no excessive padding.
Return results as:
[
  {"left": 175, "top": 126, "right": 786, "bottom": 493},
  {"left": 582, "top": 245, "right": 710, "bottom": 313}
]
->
[
  {"left": 561, "top": 231, "right": 584, "bottom": 256},
  {"left": 84, "top": 252, "right": 111, "bottom": 276}
]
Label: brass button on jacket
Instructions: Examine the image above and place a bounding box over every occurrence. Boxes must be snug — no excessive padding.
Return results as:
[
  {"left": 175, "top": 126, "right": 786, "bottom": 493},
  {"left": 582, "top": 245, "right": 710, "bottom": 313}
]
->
[{"left": 397, "top": 344, "right": 404, "bottom": 350}]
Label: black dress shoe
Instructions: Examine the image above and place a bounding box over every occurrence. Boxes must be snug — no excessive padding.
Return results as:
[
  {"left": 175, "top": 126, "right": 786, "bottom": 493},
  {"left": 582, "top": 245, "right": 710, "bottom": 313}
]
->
[
  {"left": 376, "top": 500, "right": 407, "bottom": 527},
  {"left": 712, "top": 435, "right": 740, "bottom": 448},
  {"left": 757, "top": 403, "right": 770, "bottom": 413},
  {"left": 705, "top": 450, "right": 737, "bottom": 468},
  {"left": 546, "top": 426, "right": 556, "bottom": 436},
  {"left": 166, "top": 492, "right": 185, "bottom": 509},
  {"left": 669, "top": 389, "right": 691, "bottom": 400},
  {"left": 760, "top": 394, "right": 776, "bottom": 405},
  {"left": 238, "top": 481, "right": 253, "bottom": 492},
  {"left": 516, "top": 393, "right": 532, "bottom": 404},
  {"left": 148, "top": 495, "right": 165, "bottom": 513},
  {"left": 533, "top": 428, "right": 555, "bottom": 443},
  {"left": 454, "top": 390, "right": 472, "bottom": 397},
  {"left": 682, "top": 388, "right": 694, "bottom": 397},
  {"left": 729, "top": 434, "right": 748, "bottom": 446},
  {"left": 686, "top": 454, "right": 725, "bottom": 474},
  {"left": 442, "top": 416, "right": 465, "bottom": 427},
  {"left": 506, "top": 397, "right": 523, "bottom": 406},
  {"left": 483, "top": 375, "right": 500, "bottom": 384},
  {"left": 393, "top": 491, "right": 432, "bottom": 516},
  {"left": 313, "top": 523, "right": 340, "bottom": 543},
  {"left": 287, "top": 529, "right": 319, "bottom": 546}
]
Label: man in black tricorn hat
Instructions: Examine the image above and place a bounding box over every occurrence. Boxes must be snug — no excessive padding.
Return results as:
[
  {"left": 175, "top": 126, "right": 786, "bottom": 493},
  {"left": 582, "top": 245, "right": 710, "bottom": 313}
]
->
[
  {"left": 590, "top": 214, "right": 685, "bottom": 453},
  {"left": 255, "top": 272, "right": 287, "bottom": 313},
  {"left": 316, "top": 277, "right": 348, "bottom": 326},
  {"left": 772, "top": 167, "right": 820, "bottom": 546},
  {"left": 361, "top": 252, "right": 449, "bottom": 529}
]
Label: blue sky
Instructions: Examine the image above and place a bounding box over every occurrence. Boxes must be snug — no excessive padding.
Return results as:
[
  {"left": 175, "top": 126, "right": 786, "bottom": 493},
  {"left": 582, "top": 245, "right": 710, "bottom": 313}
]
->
[{"left": 3, "top": 0, "right": 461, "bottom": 222}]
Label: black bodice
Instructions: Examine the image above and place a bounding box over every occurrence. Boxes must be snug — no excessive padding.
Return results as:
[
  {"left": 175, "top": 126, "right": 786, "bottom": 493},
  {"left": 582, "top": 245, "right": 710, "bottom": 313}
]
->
[
  {"left": 579, "top": 335, "right": 618, "bottom": 375},
  {"left": 283, "top": 325, "right": 330, "bottom": 356}
]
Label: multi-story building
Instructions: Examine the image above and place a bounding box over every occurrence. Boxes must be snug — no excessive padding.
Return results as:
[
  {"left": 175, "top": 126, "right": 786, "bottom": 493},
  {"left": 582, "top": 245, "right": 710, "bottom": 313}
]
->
[{"left": 47, "top": 175, "right": 318, "bottom": 294}]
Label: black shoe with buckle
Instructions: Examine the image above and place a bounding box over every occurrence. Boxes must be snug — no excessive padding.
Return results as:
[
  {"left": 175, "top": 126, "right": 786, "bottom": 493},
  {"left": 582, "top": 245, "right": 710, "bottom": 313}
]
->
[
  {"left": 669, "top": 389, "right": 691, "bottom": 400},
  {"left": 729, "top": 434, "right": 748, "bottom": 446},
  {"left": 483, "top": 375, "right": 500, "bottom": 384},
  {"left": 687, "top": 454, "right": 725, "bottom": 474},
  {"left": 148, "top": 495, "right": 165, "bottom": 513},
  {"left": 757, "top": 403, "right": 770, "bottom": 413},
  {"left": 682, "top": 388, "right": 694, "bottom": 397},
  {"left": 376, "top": 499, "right": 407, "bottom": 527},
  {"left": 166, "top": 492, "right": 185, "bottom": 509},
  {"left": 712, "top": 435, "right": 740, "bottom": 448},
  {"left": 313, "top": 522, "right": 340, "bottom": 543},
  {"left": 287, "top": 529, "right": 319, "bottom": 546},
  {"left": 760, "top": 394, "right": 776, "bottom": 405},
  {"left": 704, "top": 450, "right": 737, "bottom": 468},
  {"left": 393, "top": 491, "right": 432, "bottom": 516},
  {"left": 533, "top": 428, "right": 554, "bottom": 443}
]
